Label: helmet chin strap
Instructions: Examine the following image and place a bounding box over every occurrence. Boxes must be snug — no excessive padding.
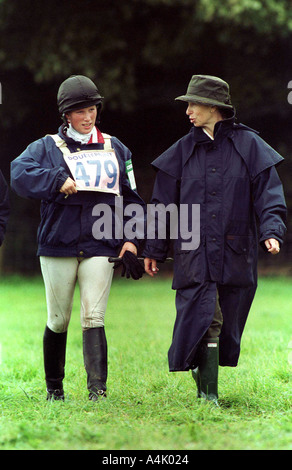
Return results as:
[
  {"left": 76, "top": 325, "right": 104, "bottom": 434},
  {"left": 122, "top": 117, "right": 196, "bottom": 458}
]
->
[
  {"left": 61, "top": 113, "right": 69, "bottom": 128},
  {"left": 96, "top": 103, "right": 102, "bottom": 124}
]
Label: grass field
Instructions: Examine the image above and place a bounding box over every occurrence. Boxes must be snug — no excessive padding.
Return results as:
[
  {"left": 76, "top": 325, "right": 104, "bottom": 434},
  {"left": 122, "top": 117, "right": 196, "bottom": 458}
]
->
[{"left": 0, "top": 274, "right": 291, "bottom": 451}]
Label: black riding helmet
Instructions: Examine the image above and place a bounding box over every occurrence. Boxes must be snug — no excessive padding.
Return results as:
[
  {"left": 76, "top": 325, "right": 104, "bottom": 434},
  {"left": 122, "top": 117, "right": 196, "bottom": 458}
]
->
[{"left": 57, "top": 75, "right": 103, "bottom": 123}]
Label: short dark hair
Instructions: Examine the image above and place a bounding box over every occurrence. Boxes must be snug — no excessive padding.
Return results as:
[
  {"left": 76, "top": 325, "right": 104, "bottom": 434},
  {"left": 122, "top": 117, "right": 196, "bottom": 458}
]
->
[{"left": 217, "top": 106, "right": 234, "bottom": 119}]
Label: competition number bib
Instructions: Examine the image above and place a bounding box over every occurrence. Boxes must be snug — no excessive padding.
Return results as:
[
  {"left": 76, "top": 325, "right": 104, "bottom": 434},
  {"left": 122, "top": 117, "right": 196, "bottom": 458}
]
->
[{"left": 63, "top": 149, "right": 120, "bottom": 195}]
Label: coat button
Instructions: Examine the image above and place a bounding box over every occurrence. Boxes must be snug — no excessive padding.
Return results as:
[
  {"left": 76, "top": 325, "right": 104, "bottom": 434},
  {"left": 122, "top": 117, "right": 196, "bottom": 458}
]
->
[
  {"left": 212, "top": 168, "right": 216, "bottom": 172},
  {"left": 79, "top": 251, "right": 84, "bottom": 256}
]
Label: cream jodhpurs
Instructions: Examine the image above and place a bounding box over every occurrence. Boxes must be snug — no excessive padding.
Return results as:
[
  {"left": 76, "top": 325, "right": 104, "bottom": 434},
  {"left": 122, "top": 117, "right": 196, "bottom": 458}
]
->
[{"left": 40, "top": 256, "right": 114, "bottom": 333}]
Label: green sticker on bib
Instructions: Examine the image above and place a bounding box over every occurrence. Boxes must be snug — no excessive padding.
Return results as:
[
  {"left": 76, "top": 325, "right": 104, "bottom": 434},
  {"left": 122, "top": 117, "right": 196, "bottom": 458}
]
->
[{"left": 125, "top": 159, "right": 137, "bottom": 190}]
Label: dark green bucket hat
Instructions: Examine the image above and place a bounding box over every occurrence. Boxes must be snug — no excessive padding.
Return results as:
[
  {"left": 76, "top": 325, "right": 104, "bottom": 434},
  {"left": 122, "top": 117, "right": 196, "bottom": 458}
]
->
[{"left": 175, "top": 74, "right": 233, "bottom": 109}]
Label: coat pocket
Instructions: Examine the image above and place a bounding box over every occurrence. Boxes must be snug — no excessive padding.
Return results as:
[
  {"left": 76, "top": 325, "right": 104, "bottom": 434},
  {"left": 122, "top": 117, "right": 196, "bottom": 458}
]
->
[
  {"left": 223, "top": 235, "right": 256, "bottom": 286},
  {"left": 172, "top": 245, "right": 205, "bottom": 289},
  {"left": 38, "top": 203, "right": 81, "bottom": 247}
]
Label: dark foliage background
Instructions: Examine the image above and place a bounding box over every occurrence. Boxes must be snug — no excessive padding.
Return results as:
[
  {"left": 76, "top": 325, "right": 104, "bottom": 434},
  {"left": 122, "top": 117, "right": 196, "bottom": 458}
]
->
[{"left": 1, "top": 0, "right": 292, "bottom": 273}]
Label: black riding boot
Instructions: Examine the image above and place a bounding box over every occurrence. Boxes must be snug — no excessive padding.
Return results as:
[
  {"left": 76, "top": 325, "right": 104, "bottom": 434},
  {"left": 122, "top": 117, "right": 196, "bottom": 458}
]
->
[
  {"left": 43, "top": 325, "right": 67, "bottom": 400},
  {"left": 83, "top": 327, "right": 107, "bottom": 401},
  {"left": 192, "top": 337, "right": 219, "bottom": 406}
]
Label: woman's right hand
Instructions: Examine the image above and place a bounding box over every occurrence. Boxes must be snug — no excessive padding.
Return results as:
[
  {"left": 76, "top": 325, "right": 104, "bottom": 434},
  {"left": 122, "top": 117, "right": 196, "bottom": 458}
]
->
[
  {"left": 60, "top": 177, "right": 77, "bottom": 196},
  {"left": 144, "top": 258, "right": 159, "bottom": 277}
]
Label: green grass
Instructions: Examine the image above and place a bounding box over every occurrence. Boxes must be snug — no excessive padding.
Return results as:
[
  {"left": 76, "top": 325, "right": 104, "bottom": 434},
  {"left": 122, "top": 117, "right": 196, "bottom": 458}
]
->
[{"left": 0, "top": 274, "right": 291, "bottom": 450}]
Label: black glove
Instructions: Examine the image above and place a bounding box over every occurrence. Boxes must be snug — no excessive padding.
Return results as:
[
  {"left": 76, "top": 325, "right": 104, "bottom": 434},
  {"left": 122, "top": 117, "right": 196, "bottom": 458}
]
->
[{"left": 113, "top": 251, "right": 145, "bottom": 280}]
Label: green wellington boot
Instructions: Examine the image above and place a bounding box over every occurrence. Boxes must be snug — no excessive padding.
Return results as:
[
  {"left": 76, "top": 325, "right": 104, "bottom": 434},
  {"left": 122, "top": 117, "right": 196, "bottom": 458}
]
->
[{"left": 192, "top": 337, "right": 219, "bottom": 406}]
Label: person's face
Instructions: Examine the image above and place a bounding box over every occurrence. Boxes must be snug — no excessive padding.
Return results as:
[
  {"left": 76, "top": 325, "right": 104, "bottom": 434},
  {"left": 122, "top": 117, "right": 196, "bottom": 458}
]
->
[
  {"left": 186, "top": 102, "right": 216, "bottom": 128},
  {"left": 66, "top": 105, "right": 97, "bottom": 134}
]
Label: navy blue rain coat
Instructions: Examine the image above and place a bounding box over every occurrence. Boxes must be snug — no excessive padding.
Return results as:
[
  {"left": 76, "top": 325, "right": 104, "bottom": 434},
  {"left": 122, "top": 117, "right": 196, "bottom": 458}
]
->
[
  {"left": 143, "top": 117, "right": 287, "bottom": 370},
  {"left": 10, "top": 126, "right": 145, "bottom": 258},
  {"left": 0, "top": 170, "right": 10, "bottom": 245}
]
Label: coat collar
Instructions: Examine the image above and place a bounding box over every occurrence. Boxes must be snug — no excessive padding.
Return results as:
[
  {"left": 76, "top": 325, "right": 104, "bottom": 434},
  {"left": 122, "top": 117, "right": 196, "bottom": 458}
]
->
[
  {"left": 151, "top": 114, "right": 260, "bottom": 178},
  {"left": 58, "top": 124, "right": 105, "bottom": 145},
  {"left": 191, "top": 111, "right": 236, "bottom": 144}
]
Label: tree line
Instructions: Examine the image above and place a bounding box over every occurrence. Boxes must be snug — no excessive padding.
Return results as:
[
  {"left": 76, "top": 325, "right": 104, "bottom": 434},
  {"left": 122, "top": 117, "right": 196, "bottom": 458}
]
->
[{"left": 0, "top": 0, "right": 292, "bottom": 272}]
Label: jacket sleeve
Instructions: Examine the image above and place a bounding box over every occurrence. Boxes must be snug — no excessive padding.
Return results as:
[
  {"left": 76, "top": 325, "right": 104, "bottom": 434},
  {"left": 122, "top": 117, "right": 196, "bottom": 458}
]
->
[
  {"left": 0, "top": 171, "right": 10, "bottom": 245},
  {"left": 251, "top": 166, "right": 287, "bottom": 250},
  {"left": 10, "top": 138, "right": 69, "bottom": 200},
  {"left": 142, "top": 170, "right": 180, "bottom": 261},
  {"left": 112, "top": 137, "right": 146, "bottom": 250}
]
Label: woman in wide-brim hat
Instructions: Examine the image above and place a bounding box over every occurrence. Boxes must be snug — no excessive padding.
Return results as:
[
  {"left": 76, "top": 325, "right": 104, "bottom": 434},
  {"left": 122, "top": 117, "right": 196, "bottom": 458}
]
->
[
  {"left": 144, "top": 74, "right": 286, "bottom": 406},
  {"left": 176, "top": 75, "right": 235, "bottom": 138}
]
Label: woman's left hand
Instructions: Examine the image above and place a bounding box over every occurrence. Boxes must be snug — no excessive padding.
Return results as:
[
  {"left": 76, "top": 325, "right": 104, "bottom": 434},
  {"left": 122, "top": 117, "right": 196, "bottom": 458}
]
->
[{"left": 264, "top": 238, "right": 280, "bottom": 255}]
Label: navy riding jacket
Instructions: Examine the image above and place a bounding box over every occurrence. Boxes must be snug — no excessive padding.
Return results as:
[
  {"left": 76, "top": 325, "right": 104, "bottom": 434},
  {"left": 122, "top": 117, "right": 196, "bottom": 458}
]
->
[{"left": 10, "top": 126, "right": 145, "bottom": 258}]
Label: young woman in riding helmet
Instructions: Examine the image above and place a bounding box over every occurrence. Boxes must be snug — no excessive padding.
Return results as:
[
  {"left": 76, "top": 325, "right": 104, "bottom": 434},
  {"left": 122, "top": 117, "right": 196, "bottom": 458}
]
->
[{"left": 11, "top": 75, "right": 145, "bottom": 401}]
